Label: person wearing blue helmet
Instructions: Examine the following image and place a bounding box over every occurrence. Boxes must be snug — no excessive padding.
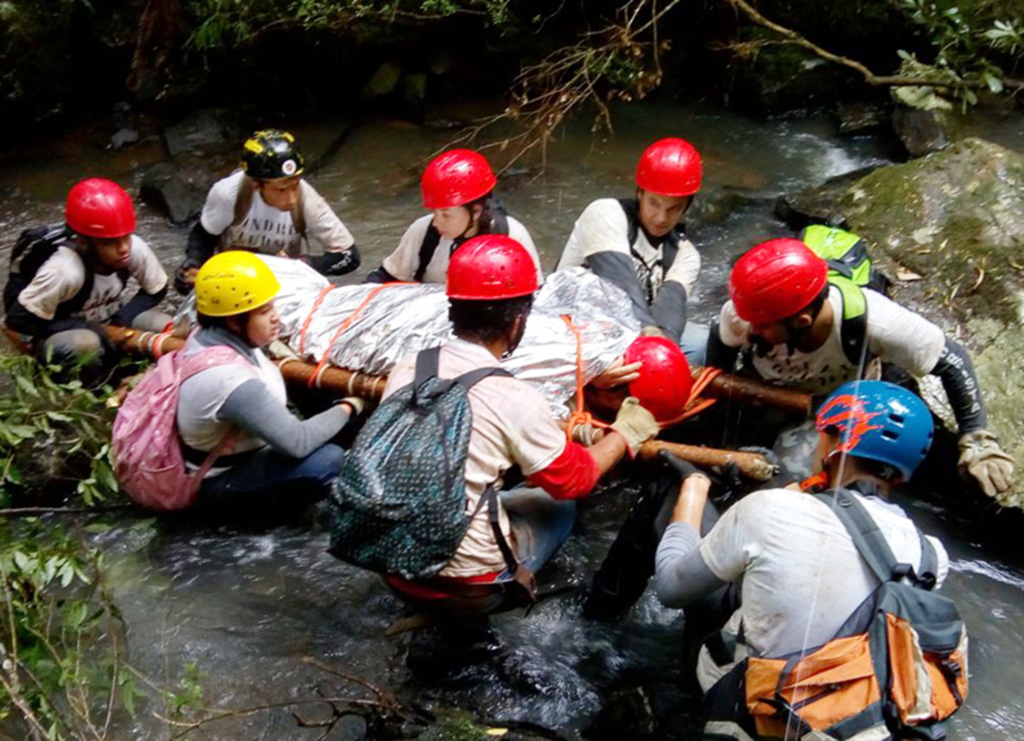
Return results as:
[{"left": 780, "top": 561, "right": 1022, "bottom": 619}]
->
[{"left": 652, "top": 381, "right": 952, "bottom": 739}]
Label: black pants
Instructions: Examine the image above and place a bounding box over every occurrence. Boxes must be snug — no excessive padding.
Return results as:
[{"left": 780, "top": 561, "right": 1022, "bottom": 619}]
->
[{"left": 584, "top": 470, "right": 739, "bottom": 673}]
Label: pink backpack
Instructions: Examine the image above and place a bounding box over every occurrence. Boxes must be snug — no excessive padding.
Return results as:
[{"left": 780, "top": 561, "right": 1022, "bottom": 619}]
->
[{"left": 112, "top": 345, "right": 251, "bottom": 511}]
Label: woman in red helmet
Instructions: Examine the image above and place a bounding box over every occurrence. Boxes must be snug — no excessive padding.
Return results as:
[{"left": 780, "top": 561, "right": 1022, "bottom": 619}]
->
[
  {"left": 381, "top": 235, "right": 659, "bottom": 620},
  {"left": 4, "top": 178, "right": 170, "bottom": 376},
  {"left": 557, "top": 138, "right": 706, "bottom": 369},
  {"left": 365, "top": 149, "right": 543, "bottom": 285}
]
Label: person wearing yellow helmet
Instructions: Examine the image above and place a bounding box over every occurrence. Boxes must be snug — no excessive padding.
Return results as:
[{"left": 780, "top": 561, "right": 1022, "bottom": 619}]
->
[
  {"left": 175, "top": 251, "right": 360, "bottom": 512},
  {"left": 174, "top": 130, "right": 361, "bottom": 294}
]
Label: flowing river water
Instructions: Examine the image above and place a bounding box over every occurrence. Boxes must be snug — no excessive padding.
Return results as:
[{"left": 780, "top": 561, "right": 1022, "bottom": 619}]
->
[{"left": 2, "top": 99, "right": 1024, "bottom": 739}]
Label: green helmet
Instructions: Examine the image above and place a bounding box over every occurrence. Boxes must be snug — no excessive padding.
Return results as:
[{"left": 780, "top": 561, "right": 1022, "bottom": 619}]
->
[{"left": 241, "top": 129, "right": 305, "bottom": 180}]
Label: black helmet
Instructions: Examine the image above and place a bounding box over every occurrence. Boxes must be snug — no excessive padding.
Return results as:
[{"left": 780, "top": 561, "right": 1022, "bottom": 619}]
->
[{"left": 241, "top": 129, "right": 305, "bottom": 180}]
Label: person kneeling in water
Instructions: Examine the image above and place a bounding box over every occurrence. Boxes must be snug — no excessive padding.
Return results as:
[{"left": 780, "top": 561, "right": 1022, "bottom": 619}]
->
[
  {"left": 4, "top": 178, "right": 171, "bottom": 382},
  {"left": 174, "top": 129, "right": 361, "bottom": 293},
  {"left": 365, "top": 149, "right": 543, "bottom": 286},
  {"left": 382, "top": 235, "right": 660, "bottom": 619},
  {"left": 178, "top": 251, "right": 360, "bottom": 511}
]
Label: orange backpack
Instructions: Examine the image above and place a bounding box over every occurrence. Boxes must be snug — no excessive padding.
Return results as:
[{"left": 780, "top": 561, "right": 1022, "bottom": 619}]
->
[{"left": 703, "top": 490, "right": 967, "bottom": 741}]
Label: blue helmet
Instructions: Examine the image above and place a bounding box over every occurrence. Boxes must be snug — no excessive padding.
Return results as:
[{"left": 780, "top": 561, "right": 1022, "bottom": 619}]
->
[{"left": 815, "top": 380, "right": 934, "bottom": 480}]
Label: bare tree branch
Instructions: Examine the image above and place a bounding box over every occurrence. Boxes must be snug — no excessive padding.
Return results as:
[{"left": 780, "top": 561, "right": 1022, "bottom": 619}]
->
[{"left": 725, "top": 0, "right": 1024, "bottom": 90}]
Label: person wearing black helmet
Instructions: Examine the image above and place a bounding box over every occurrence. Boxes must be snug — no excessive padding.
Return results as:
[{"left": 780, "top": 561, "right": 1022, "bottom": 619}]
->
[{"left": 174, "top": 129, "right": 361, "bottom": 293}]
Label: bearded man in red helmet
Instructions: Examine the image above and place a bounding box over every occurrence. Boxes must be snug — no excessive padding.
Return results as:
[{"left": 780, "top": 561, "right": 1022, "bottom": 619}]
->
[
  {"left": 557, "top": 138, "right": 706, "bottom": 382},
  {"left": 382, "top": 234, "right": 660, "bottom": 621},
  {"left": 705, "top": 238, "right": 1015, "bottom": 500},
  {"left": 366, "top": 149, "right": 544, "bottom": 285},
  {"left": 4, "top": 178, "right": 170, "bottom": 375}
]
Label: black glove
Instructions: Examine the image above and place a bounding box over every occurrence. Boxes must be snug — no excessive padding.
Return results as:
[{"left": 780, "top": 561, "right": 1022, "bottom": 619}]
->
[
  {"left": 174, "top": 259, "right": 201, "bottom": 295},
  {"left": 659, "top": 450, "right": 705, "bottom": 481},
  {"left": 310, "top": 246, "right": 361, "bottom": 277}
]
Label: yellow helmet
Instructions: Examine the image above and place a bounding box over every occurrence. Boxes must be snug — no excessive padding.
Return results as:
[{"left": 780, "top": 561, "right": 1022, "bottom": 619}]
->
[{"left": 195, "top": 251, "right": 281, "bottom": 317}]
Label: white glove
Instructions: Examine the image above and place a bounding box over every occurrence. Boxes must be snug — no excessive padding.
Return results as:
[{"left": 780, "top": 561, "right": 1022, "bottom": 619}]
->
[
  {"left": 958, "top": 429, "right": 1015, "bottom": 500},
  {"left": 340, "top": 397, "right": 366, "bottom": 417}
]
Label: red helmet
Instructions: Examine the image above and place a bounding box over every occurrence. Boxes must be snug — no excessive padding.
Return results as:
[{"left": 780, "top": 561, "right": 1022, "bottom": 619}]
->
[
  {"left": 624, "top": 336, "right": 693, "bottom": 422},
  {"left": 65, "top": 178, "right": 136, "bottom": 238},
  {"left": 421, "top": 149, "right": 497, "bottom": 209},
  {"left": 729, "top": 238, "right": 829, "bottom": 325},
  {"left": 635, "top": 138, "right": 702, "bottom": 197},
  {"left": 447, "top": 234, "right": 538, "bottom": 301}
]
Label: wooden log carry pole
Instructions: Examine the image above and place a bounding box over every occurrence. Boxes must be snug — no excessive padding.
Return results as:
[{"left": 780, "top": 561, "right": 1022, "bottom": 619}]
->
[
  {"left": 639, "top": 440, "right": 778, "bottom": 482},
  {"left": 104, "top": 326, "right": 388, "bottom": 400},
  {"left": 700, "top": 371, "right": 812, "bottom": 418},
  {"left": 104, "top": 327, "right": 808, "bottom": 416}
]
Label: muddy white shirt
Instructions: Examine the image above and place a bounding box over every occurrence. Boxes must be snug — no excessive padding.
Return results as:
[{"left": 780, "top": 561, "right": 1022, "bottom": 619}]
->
[
  {"left": 381, "top": 214, "right": 544, "bottom": 285},
  {"left": 717, "top": 285, "right": 947, "bottom": 394},
  {"left": 384, "top": 339, "right": 567, "bottom": 577},
  {"left": 697, "top": 489, "right": 948, "bottom": 659},
  {"left": 16, "top": 238, "right": 168, "bottom": 323},
  {"left": 557, "top": 198, "right": 701, "bottom": 299},
  {"left": 200, "top": 170, "right": 355, "bottom": 256},
  {"left": 177, "top": 335, "right": 289, "bottom": 470}
]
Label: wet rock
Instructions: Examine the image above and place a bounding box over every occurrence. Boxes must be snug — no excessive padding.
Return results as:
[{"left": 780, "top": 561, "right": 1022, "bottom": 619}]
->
[
  {"left": 364, "top": 61, "right": 403, "bottom": 98},
  {"left": 583, "top": 686, "right": 655, "bottom": 741},
  {"left": 113, "top": 101, "right": 134, "bottom": 130},
  {"left": 774, "top": 166, "right": 878, "bottom": 230},
  {"left": 140, "top": 161, "right": 212, "bottom": 225},
  {"left": 163, "top": 108, "right": 238, "bottom": 159},
  {"left": 111, "top": 127, "right": 139, "bottom": 149},
  {"left": 430, "top": 49, "right": 453, "bottom": 76},
  {"left": 324, "top": 714, "right": 367, "bottom": 741},
  {"left": 833, "top": 100, "right": 891, "bottom": 136},
  {"left": 892, "top": 105, "right": 959, "bottom": 158}
]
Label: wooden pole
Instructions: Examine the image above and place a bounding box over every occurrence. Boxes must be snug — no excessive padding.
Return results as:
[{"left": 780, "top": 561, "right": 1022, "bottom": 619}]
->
[
  {"left": 639, "top": 440, "right": 778, "bottom": 482},
  {"left": 701, "top": 371, "right": 812, "bottom": 417},
  {"left": 104, "top": 326, "right": 810, "bottom": 416},
  {"left": 104, "top": 326, "right": 388, "bottom": 400}
]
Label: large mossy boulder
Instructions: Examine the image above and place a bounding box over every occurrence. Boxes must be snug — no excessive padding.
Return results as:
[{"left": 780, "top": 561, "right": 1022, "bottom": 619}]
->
[{"left": 839, "top": 139, "right": 1024, "bottom": 505}]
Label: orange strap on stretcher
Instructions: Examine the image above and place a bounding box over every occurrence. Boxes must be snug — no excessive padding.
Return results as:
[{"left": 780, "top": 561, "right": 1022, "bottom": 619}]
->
[{"left": 560, "top": 315, "right": 722, "bottom": 443}]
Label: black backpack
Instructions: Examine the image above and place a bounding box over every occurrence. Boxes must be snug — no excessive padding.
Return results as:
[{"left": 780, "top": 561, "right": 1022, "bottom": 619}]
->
[
  {"left": 327, "top": 347, "right": 522, "bottom": 582},
  {"left": 3, "top": 224, "right": 129, "bottom": 321}
]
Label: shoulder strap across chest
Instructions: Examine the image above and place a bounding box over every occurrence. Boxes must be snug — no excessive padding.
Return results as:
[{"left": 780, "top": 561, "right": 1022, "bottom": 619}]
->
[{"left": 814, "top": 490, "right": 936, "bottom": 590}]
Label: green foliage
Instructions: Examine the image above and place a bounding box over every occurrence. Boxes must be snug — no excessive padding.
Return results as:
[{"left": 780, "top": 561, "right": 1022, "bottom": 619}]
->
[
  {"left": 0, "top": 352, "right": 124, "bottom": 507},
  {"left": 185, "top": 0, "right": 514, "bottom": 52},
  {"left": 164, "top": 661, "right": 205, "bottom": 716},
  {"left": 0, "top": 522, "right": 144, "bottom": 740},
  {"left": 896, "top": 0, "right": 1023, "bottom": 109}
]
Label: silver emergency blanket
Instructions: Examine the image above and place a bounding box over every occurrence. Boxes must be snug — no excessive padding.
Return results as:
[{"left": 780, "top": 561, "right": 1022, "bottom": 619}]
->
[{"left": 237, "top": 256, "right": 639, "bottom": 416}]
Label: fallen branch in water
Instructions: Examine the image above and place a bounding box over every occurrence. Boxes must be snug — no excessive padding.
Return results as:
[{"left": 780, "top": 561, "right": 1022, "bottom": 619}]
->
[
  {"left": 160, "top": 696, "right": 395, "bottom": 740},
  {"left": 301, "top": 656, "right": 396, "bottom": 708}
]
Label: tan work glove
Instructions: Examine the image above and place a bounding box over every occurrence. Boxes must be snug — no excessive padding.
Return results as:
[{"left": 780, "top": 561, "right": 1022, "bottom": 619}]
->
[
  {"left": 958, "top": 429, "right": 1015, "bottom": 500},
  {"left": 611, "top": 396, "right": 660, "bottom": 457}
]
